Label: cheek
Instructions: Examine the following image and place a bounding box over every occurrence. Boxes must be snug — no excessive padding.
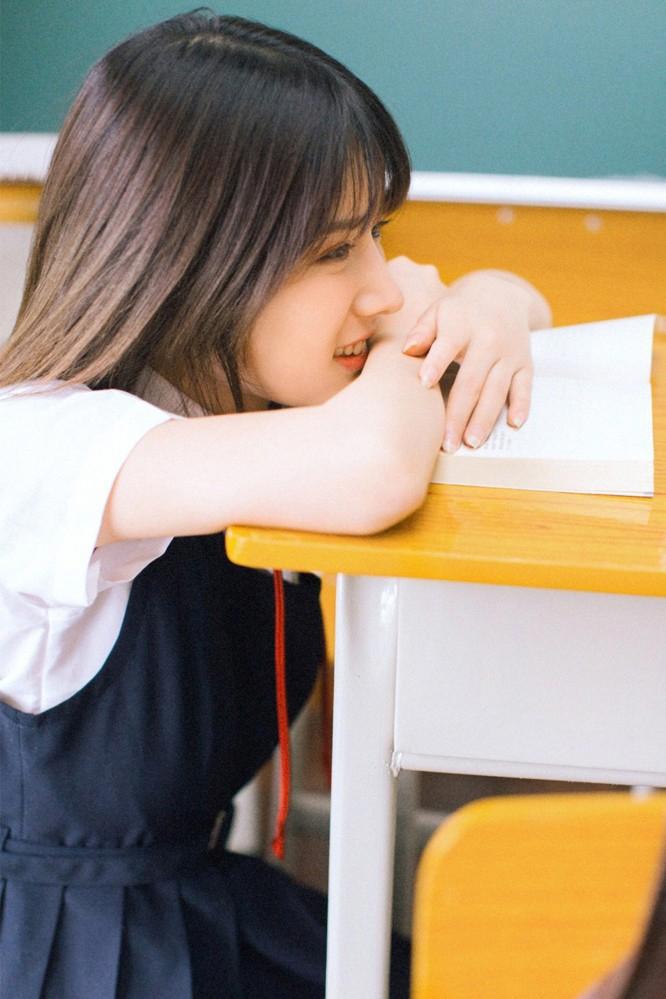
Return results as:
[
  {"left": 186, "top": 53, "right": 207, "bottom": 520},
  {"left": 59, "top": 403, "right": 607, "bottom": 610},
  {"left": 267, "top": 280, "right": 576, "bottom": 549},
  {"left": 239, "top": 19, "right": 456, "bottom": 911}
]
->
[
  {"left": 244, "top": 294, "right": 354, "bottom": 404},
  {"left": 249, "top": 346, "right": 352, "bottom": 407},
  {"left": 243, "top": 337, "right": 354, "bottom": 406}
]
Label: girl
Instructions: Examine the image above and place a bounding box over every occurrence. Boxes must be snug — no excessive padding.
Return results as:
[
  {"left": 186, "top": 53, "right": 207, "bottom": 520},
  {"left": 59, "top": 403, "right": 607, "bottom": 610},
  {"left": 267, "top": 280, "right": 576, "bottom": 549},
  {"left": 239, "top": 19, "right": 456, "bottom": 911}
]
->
[{"left": 0, "top": 11, "right": 550, "bottom": 998}]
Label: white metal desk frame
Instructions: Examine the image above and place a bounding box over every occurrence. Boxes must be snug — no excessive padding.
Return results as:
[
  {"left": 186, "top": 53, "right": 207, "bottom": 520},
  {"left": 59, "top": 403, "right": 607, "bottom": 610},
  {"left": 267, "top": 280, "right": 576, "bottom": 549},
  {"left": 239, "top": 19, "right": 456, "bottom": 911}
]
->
[{"left": 327, "top": 574, "right": 666, "bottom": 999}]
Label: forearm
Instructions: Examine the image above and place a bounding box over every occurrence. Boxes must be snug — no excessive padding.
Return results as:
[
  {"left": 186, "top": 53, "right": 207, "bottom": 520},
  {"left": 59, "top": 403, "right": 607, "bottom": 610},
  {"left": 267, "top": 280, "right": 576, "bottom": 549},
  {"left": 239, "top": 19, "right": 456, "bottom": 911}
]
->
[
  {"left": 448, "top": 269, "right": 553, "bottom": 330},
  {"left": 101, "top": 344, "right": 443, "bottom": 545}
]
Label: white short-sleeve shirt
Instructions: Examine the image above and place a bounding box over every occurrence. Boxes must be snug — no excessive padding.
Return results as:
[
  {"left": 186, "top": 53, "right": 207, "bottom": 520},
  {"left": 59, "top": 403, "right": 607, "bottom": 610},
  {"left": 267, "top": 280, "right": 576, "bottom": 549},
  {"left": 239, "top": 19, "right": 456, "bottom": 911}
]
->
[{"left": 0, "top": 371, "right": 194, "bottom": 714}]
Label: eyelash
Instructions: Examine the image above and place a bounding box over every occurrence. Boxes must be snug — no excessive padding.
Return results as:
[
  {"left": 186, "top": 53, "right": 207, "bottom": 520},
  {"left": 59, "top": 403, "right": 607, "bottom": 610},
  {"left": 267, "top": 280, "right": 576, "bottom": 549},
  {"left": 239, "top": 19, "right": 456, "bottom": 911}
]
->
[{"left": 319, "top": 220, "right": 389, "bottom": 263}]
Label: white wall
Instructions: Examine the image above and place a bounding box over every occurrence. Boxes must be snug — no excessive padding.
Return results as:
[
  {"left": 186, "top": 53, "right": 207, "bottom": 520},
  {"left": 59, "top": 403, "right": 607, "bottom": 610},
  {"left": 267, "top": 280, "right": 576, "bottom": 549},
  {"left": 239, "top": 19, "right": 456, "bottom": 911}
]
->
[{"left": 0, "top": 223, "right": 32, "bottom": 341}]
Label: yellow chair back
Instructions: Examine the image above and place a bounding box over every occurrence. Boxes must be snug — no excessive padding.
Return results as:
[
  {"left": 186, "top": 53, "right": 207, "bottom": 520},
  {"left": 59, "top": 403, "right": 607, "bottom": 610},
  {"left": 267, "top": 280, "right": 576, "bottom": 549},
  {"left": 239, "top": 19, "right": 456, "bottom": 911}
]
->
[
  {"left": 411, "top": 792, "right": 666, "bottom": 999},
  {"left": 0, "top": 182, "right": 42, "bottom": 222}
]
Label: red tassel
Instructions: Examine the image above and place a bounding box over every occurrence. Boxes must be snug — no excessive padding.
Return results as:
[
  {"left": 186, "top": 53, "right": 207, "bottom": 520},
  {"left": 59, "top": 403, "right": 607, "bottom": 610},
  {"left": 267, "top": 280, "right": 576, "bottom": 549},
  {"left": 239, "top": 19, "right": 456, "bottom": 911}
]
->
[{"left": 271, "top": 570, "right": 290, "bottom": 860}]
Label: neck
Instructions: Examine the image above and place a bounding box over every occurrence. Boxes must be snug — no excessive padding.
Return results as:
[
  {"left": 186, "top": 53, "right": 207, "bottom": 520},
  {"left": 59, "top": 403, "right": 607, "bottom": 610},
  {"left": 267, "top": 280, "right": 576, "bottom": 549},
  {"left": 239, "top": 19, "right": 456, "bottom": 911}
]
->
[{"left": 153, "top": 361, "right": 270, "bottom": 414}]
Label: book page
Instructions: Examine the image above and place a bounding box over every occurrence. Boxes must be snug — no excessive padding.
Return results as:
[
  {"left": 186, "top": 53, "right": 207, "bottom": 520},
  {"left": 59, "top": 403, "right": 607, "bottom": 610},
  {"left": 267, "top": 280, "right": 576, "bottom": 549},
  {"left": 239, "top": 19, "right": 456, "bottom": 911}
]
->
[
  {"left": 434, "top": 315, "right": 655, "bottom": 495},
  {"left": 450, "top": 379, "right": 653, "bottom": 463},
  {"left": 531, "top": 314, "right": 655, "bottom": 382}
]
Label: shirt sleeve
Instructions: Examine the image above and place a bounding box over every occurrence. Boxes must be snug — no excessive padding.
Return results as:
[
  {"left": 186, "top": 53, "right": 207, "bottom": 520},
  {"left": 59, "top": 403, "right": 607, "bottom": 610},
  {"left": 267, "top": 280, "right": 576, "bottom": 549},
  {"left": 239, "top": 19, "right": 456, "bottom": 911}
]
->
[{"left": 0, "top": 382, "right": 180, "bottom": 608}]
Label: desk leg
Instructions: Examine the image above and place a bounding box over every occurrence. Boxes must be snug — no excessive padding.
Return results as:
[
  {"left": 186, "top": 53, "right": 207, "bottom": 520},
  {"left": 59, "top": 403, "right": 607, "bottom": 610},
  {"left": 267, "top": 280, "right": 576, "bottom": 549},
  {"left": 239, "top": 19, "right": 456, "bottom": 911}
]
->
[{"left": 326, "top": 574, "right": 399, "bottom": 999}]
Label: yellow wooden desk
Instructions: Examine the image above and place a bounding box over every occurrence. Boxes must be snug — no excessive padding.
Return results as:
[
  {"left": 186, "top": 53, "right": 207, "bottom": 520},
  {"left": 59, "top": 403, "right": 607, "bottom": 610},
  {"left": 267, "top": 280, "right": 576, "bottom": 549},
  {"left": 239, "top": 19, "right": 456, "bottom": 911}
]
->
[
  {"left": 227, "top": 332, "right": 666, "bottom": 999},
  {"left": 228, "top": 334, "right": 666, "bottom": 594}
]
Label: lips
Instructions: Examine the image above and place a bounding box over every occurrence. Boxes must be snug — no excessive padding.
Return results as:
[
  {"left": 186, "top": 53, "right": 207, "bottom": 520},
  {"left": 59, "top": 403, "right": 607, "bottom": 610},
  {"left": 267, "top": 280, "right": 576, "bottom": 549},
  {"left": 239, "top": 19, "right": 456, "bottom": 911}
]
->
[
  {"left": 333, "top": 336, "right": 369, "bottom": 373},
  {"left": 334, "top": 351, "right": 367, "bottom": 373}
]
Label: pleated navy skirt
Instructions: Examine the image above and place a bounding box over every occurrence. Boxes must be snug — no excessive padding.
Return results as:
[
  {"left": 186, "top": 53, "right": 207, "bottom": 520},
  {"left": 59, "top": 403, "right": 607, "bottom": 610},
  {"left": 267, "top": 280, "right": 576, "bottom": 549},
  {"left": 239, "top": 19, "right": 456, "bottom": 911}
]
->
[{"left": 0, "top": 534, "right": 409, "bottom": 998}]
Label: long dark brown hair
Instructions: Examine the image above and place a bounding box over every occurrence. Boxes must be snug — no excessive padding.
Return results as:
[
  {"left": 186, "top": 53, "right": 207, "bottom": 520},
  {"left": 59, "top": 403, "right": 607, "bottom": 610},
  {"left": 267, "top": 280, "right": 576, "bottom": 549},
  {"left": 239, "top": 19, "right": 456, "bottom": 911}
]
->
[{"left": 0, "top": 10, "right": 410, "bottom": 411}]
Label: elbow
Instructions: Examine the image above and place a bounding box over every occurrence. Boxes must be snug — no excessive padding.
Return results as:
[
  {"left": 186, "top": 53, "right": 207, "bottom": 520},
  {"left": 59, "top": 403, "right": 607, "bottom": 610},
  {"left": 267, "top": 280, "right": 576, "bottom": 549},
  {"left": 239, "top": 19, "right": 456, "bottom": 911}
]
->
[{"left": 344, "top": 442, "right": 431, "bottom": 536}]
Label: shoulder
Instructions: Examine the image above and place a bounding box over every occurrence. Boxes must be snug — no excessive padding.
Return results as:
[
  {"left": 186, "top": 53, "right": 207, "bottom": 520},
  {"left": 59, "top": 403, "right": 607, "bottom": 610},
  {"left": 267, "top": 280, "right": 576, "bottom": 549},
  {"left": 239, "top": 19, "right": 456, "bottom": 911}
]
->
[
  {"left": 0, "top": 379, "right": 178, "bottom": 608},
  {"left": 0, "top": 378, "right": 81, "bottom": 413},
  {"left": 0, "top": 378, "right": 175, "bottom": 420},
  {"left": 0, "top": 379, "right": 179, "bottom": 466}
]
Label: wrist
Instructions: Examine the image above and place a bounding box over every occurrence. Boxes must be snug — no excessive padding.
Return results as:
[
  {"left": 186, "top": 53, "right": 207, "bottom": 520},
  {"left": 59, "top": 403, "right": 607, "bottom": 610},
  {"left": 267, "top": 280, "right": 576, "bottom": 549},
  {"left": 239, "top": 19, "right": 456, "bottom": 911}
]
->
[
  {"left": 374, "top": 303, "right": 430, "bottom": 341},
  {"left": 449, "top": 270, "right": 552, "bottom": 330}
]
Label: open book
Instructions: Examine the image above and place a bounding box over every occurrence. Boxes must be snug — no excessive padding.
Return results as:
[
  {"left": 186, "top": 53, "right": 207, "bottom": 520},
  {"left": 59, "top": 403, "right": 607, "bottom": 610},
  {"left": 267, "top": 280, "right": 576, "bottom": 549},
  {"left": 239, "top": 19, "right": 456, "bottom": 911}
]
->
[{"left": 432, "top": 315, "right": 656, "bottom": 496}]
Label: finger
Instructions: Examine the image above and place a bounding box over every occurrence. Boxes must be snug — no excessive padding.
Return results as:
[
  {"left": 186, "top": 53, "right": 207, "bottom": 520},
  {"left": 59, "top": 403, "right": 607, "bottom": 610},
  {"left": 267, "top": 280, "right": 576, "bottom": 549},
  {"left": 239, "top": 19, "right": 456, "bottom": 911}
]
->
[
  {"left": 460, "top": 363, "right": 514, "bottom": 448},
  {"left": 402, "top": 302, "right": 438, "bottom": 356},
  {"left": 507, "top": 365, "right": 533, "bottom": 428},
  {"left": 441, "top": 346, "right": 495, "bottom": 451},
  {"left": 415, "top": 307, "right": 470, "bottom": 388}
]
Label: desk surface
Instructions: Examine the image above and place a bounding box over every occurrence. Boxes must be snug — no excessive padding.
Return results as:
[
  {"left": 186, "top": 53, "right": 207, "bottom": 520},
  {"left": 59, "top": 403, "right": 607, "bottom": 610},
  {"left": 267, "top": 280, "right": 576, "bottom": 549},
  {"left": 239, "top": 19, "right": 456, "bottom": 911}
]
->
[{"left": 226, "top": 332, "right": 666, "bottom": 597}]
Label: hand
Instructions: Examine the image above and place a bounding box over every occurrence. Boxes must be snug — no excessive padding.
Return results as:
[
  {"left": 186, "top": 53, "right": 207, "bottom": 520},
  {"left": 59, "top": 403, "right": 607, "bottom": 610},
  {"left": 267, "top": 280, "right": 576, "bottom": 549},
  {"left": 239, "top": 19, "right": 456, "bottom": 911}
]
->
[{"left": 398, "top": 267, "right": 539, "bottom": 452}]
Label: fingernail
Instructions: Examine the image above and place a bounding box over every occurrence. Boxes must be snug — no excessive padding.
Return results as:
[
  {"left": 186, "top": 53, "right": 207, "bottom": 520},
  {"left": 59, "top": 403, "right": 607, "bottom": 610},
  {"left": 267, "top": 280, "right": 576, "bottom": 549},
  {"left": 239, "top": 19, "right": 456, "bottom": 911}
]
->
[
  {"left": 443, "top": 434, "right": 458, "bottom": 453},
  {"left": 465, "top": 433, "right": 481, "bottom": 448},
  {"left": 402, "top": 329, "right": 423, "bottom": 350},
  {"left": 419, "top": 363, "right": 437, "bottom": 388},
  {"left": 511, "top": 415, "right": 524, "bottom": 428}
]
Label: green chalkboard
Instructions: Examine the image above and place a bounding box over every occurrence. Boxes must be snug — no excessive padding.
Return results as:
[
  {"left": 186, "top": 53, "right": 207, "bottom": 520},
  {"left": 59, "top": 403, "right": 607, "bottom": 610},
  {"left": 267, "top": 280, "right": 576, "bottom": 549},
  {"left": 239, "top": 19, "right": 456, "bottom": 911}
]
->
[{"left": 1, "top": 0, "right": 664, "bottom": 176}]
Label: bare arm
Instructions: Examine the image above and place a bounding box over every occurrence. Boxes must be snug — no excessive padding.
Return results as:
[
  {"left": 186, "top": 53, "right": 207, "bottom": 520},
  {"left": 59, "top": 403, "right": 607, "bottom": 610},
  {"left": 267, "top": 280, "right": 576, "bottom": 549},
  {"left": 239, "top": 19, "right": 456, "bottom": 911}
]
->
[{"left": 97, "top": 337, "right": 444, "bottom": 545}]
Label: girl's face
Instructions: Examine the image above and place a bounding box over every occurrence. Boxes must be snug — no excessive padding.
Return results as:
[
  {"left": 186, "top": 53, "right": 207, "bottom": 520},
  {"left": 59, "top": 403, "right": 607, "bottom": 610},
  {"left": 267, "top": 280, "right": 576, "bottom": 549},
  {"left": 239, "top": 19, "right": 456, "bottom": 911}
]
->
[{"left": 241, "top": 219, "right": 404, "bottom": 408}]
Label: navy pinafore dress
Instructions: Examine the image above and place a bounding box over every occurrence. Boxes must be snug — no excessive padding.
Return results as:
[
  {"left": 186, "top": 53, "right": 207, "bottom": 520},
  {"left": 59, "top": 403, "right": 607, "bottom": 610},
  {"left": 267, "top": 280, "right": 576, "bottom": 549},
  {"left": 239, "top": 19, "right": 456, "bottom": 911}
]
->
[{"left": 0, "top": 534, "right": 410, "bottom": 998}]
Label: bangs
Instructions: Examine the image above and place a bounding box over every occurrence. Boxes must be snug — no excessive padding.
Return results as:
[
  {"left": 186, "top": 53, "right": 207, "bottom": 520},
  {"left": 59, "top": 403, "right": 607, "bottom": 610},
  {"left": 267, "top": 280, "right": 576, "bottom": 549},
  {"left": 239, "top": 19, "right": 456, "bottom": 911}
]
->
[
  {"left": 327, "top": 141, "right": 407, "bottom": 239},
  {"left": 277, "top": 80, "right": 411, "bottom": 266},
  {"left": 315, "top": 136, "right": 409, "bottom": 255}
]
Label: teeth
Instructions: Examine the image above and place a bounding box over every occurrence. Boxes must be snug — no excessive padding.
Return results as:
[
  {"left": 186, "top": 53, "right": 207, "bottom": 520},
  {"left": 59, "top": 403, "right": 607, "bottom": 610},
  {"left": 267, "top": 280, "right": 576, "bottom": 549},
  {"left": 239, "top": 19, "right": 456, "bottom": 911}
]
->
[{"left": 334, "top": 339, "right": 367, "bottom": 358}]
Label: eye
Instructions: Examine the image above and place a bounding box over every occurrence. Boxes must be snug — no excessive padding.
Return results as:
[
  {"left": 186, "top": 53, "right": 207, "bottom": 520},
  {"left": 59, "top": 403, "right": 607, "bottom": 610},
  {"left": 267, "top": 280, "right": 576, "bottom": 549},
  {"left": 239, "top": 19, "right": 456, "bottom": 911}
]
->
[
  {"left": 319, "top": 242, "right": 353, "bottom": 263},
  {"left": 317, "top": 220, "right": 390, "bottom": 264},
  {"left": 372, "top": 219, "right": 390, "bottom": 240}
]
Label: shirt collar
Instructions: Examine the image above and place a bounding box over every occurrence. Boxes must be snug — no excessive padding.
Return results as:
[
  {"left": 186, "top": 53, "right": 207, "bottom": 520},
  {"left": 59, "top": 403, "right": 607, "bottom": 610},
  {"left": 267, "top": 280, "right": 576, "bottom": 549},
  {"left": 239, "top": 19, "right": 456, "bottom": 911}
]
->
[{"left": 134, "top": 367, "right": 205, "bottom": 417}]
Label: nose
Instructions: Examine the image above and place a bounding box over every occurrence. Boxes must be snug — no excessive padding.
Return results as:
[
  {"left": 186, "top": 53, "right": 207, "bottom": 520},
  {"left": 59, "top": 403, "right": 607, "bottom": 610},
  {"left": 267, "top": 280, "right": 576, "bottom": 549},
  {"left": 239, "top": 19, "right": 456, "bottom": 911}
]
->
[{"left": 353, "top": 242, "right": 404, "bottom": 319}]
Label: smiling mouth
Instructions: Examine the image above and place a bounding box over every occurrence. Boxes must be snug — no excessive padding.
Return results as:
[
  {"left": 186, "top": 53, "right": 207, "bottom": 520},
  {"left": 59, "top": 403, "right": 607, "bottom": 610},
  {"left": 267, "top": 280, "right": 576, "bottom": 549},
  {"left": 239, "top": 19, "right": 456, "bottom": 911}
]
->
[
  {"left": 333, "top": 338, "right": 368, "bottom": 358},
  {"left": 333, "top": 340, "right": 368, "bottom": 374}
]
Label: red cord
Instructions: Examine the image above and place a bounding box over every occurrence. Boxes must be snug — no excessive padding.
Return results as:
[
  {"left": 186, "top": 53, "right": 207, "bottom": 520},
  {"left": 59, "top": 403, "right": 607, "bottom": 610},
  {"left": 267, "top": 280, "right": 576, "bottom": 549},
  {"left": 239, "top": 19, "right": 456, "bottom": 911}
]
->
[{"left": 271, "top": 570, "right": 290, "bottom": 860}]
